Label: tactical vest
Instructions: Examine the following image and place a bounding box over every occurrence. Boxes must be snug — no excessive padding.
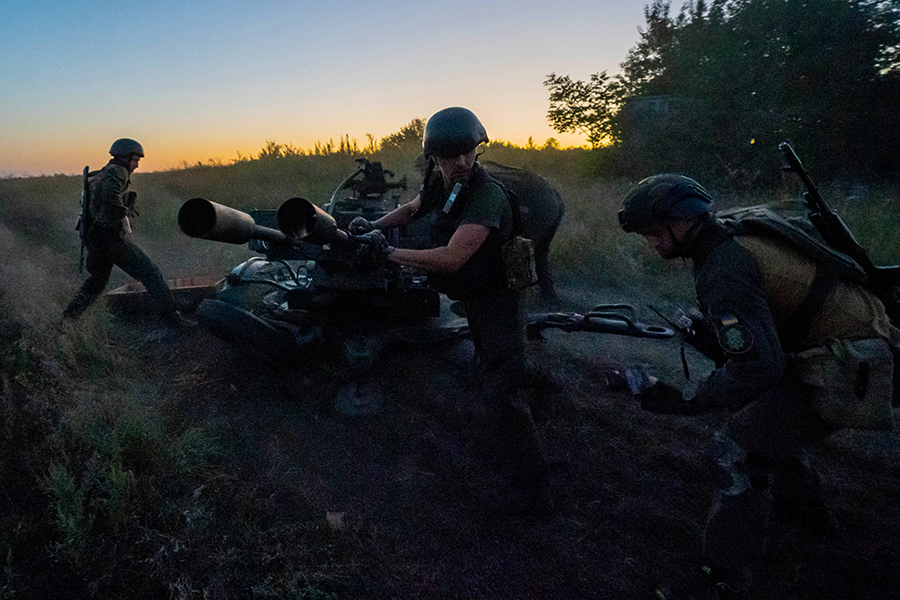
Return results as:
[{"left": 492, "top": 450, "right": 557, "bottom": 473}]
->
[
  {"left": 88, "top": 162, "right": 132, "bottom": 228},
  {"left": 717, "top": 205, "right": 867, "bottom": 283},
  {"left": 715, "top": 205, "right": 883, "bottom": 347},
  {"left": 717, "top": 205, "right": 898, "bottom": 429},
  {"left": 417, "top": 164, "right": 512, "bottom": 299}
]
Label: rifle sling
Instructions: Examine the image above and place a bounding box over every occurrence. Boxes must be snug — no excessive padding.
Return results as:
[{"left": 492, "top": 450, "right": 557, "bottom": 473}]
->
[{"left": 781, "top": 262, "right": 839, "bottom": 352}]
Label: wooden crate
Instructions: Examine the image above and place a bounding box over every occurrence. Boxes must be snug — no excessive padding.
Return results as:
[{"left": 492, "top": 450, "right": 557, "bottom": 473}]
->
[{"left": 106, "top": 276, "right": 221, "bottom": 314}]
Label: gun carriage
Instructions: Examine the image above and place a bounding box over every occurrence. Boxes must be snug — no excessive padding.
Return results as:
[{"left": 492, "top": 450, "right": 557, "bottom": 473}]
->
[{"left": 177, "top": 159, "right": 673, "bottom": 412}]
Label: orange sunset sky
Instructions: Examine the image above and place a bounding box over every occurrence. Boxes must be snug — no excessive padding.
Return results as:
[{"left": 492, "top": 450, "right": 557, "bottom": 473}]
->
[{"left": 1, "top": 1, "right": 649, "bottom": 177}]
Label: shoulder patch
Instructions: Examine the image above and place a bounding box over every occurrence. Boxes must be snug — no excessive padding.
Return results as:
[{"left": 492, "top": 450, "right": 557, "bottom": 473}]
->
[
  {"left": 720, "top": 314, "right": 740, "bottom": 327},
  {"left": 716, "top": 314, "right": 754, "bottom": 354}
]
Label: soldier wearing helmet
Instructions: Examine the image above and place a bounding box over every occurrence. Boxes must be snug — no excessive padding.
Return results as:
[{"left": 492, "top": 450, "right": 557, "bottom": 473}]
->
[
  {"left": 618, "top": 173, "right": 715, "bottom": 258},
  {"left": 350, "top": 107, "right": 555, "bottom": 514},
  {"left": 620, "top": 174, "right": 899, "bottom": 598},
  {"left": 64, "top": 139, "right": 191, "bottom": 331}
]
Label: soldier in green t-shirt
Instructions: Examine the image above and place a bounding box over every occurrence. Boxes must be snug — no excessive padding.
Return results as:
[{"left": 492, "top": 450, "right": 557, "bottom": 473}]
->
[{"left": 350, "top": 108, "right": 555, "bottom": 514}]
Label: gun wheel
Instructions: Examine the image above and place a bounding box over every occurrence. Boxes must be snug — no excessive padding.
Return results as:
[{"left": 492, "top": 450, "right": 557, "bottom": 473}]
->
[{"left": 195, "top": 299, "right": 299, "bottom": 360}]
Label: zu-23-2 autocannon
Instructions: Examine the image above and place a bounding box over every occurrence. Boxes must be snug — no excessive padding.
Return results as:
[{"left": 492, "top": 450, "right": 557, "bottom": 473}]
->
[{"left": 178, "top": 159, "right": 673, "bottom": 414}]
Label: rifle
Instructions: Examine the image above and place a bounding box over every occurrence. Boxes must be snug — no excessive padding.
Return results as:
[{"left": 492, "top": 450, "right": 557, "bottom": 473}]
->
[
  {"left": 778, "top": 143, "right": 900, "bottom": 323},
  {"left": 75, "top": 166, "right": 91, "bottom": 272}
]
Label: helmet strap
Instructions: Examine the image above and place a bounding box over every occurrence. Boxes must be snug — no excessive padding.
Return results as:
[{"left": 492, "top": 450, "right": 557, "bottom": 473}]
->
[{"left": 421, "top": 155, "right": 436, "bottom": 190}]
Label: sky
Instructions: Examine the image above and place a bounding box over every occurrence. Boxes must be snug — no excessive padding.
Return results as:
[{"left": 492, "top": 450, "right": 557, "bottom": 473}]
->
[{"left": 1, "top": 0, "right": 650, "bottom": 177}]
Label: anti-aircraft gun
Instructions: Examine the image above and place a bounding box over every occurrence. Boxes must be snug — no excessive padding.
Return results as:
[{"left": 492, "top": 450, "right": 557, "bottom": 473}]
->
[
  {"left": 178, "top": 160, "right": 465, "bottom": 414},
  {"left": 178, "top": 158, "right": 674, "bottom": 414}
]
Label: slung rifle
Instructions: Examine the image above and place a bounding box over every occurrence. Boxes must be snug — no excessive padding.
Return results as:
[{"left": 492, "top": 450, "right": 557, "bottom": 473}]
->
[{"left": 778, "top": 142, "right": 900, "bottom": 325}]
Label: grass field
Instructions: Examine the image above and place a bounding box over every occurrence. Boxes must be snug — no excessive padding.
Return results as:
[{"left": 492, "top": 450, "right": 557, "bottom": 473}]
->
[{"left": 1, "top": 148, "right": 899, "bottom": 599}]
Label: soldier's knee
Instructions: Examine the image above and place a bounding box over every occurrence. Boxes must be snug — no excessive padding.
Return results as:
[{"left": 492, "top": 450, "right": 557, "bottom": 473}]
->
[{"left": 139, "top": 263, "right": 168, "bottom": 290}]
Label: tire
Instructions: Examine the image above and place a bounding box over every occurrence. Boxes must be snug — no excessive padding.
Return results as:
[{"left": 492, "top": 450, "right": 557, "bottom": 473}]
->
[{"left": 195, "top": 299, "right": 299, "bottom": 359}]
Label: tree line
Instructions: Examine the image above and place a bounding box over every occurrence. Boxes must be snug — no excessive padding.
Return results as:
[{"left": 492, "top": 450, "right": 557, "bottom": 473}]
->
[{"left": 545, "top": 0, "right": 900, "bottom": 185}]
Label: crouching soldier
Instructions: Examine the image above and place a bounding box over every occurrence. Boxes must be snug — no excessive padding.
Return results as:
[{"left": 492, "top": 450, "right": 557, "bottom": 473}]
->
[
  {"left": 618, "top": 174, "right": 899, "bottom": 599},
  {"left": 64, "top": 138, "right": 191, "bottom": 331}
]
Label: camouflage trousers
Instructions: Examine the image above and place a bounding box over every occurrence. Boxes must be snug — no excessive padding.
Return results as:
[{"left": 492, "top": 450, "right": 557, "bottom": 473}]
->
[
  {"left": 64, "top": 228, "right": 179, "bottom": 325},
  {"left": 703, "top": 376, "right": 837, "bottom": 587}
]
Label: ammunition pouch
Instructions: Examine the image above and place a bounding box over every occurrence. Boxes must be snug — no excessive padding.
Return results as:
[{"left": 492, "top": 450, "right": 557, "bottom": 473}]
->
[
  {"left": 790, "top": 337, "right": 895, "bottom": 431},
  {"left": 499, "top": 178, "right": 537, "bottom": 291},
  {"left": 502, "top": 235, "right": 538, "bottom": 291}
]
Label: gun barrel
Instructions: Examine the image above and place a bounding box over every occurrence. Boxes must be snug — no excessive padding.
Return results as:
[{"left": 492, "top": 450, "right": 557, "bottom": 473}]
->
[
  {"left": 179, "top": 198, "right": 286, "bottom": 245},
  {"left": 277, "top": 196, "right": 349, "bottom": 246}
]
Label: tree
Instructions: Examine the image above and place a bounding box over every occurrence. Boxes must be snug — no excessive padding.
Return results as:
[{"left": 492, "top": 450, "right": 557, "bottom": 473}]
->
[
  {"left": 612, "top": 0, "right": 900, "bottom": 180},
  {"left": 617, "top": 0, "right": 679, "bottom": 97},
  {"left": 379, "top": 118, "right": 426, "bottom": 152},
  {"left": 544, "top": 72, "right": 623, "bottom": 148}
]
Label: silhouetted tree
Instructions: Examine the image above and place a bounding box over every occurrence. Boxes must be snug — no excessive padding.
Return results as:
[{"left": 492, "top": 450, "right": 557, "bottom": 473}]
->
[
  {"left": 379, "top": 118, "right": 426, "bottom": 152},
  {"left": 619, "top": 0, "right": 900, "bottom": 180},
  {"left": 551, "top": 0, "right": 900, "bottom": 182},
  {"left": 544, "top": 72, "right": 623, "bottom": 148}
]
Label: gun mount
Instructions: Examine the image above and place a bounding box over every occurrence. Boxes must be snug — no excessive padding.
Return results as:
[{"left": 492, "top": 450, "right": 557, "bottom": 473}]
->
[
  {"left": 177, "top": 160, "right": 452, "bottom": 415},
  {"left": 325, "top": 157, "right": 408, "bottom": 230},
  {"left": 177, "top": 158, "right": 674, "bottom": 415}
]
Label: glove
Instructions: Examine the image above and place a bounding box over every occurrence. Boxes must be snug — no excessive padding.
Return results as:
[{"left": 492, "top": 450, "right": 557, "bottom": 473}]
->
[
  {"left": 354, "top": 230, "right": 394, "bottom": 263},
  {"left": 638, "top": 381, "right": 711, "bottom": 415},
  {"left": 359, "top": 230, "right": 392, "bottom": 253},
  {"left": 120, "top": 216, "right": 132, "bottom": 238},
  {"left": 349, "top": 216, "right": 375, "bottom": 235}
]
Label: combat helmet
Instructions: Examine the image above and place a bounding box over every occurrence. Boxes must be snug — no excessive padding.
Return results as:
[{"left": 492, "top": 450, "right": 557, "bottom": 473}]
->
[
  {"left": 422, "top": 107, "right": 488, "bottom": 158},
  {"left": 618, "top": 174, "right": 714, "bottom": 233},
  {"left": 109, "top": 138, "right": 145, "bottom": 159}
]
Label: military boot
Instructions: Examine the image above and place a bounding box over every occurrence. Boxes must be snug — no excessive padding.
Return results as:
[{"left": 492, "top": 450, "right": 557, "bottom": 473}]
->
[
  {"left": 63, "top": 292, "right": 93, "bottom": 320},
  {"left": 160, "top": 311, "right": 199, "bottom": 336}
]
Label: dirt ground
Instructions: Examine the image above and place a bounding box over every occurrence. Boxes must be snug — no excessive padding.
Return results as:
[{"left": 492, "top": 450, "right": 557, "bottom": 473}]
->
[{"left": 118, "top": 285, "right": 900, "bottom": 600}]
